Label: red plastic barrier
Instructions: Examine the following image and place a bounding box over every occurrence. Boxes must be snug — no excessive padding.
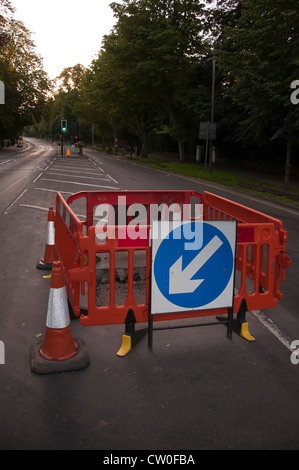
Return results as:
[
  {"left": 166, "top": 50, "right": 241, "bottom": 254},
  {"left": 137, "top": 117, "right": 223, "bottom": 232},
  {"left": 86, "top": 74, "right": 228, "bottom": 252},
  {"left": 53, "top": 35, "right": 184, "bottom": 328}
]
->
[{"left": 54, "top": 190, "right": 290, "bottom": 328}]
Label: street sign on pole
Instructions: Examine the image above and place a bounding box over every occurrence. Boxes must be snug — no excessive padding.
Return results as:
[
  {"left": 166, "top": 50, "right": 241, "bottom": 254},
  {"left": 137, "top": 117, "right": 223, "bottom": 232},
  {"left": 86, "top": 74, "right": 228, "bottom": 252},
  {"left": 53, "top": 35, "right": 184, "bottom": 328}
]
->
[
  {"left": 199, "top": 121, "right": 217, "bottom": 140},
  {"left": 151, "top": 220, "right": 236, "bottom": 314}
]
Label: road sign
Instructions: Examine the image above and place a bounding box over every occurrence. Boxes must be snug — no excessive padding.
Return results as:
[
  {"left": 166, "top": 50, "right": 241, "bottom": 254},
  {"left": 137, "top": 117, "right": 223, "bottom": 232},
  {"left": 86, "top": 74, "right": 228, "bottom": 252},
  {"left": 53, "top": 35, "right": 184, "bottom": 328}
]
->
[
  {"left": 199, "top": 121, "right": 217, "bottom": 140},
  {"left": 151, "top": 220, "right": 236, "bottom": 314}
]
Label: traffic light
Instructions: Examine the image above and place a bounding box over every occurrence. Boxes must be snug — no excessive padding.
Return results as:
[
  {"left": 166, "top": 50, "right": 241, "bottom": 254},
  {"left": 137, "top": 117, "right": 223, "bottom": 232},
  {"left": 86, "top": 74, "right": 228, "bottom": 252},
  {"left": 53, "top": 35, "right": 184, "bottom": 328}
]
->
[{"left": 61, "top": 119, "right": 67, "bottom": 133}]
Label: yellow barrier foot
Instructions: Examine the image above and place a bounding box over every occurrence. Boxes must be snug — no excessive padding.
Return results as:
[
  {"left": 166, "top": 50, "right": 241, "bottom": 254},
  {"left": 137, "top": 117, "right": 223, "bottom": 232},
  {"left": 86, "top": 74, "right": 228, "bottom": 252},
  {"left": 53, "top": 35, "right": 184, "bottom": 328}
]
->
[
  {"left": 43, "top": 274, "right": 52, "bottom": 279},
  {"left": 116, "top": 326, "right": 147, "bottom": 357},
  {"left": 117, "top": 335, "right": 132, "bottom": 357},
  {"left": 239, "top": 322, "right": 255, "bottom": 342}
]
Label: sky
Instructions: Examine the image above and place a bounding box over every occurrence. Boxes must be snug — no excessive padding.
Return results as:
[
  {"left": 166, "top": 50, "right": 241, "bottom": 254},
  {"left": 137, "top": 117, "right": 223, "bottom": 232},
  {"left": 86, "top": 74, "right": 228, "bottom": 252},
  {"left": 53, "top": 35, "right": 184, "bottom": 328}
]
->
[{"left": 11, "top": 0, "right": 118, "bottom": 79}]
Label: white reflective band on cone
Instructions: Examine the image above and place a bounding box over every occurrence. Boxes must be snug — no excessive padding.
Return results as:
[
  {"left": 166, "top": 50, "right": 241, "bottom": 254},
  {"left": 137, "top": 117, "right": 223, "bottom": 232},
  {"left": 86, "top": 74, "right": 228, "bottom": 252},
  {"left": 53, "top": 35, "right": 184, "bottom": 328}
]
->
[
  {"left": 46, "top": 287, "right": 70, "bottom": 329},
  {"left": 46, "top": 221, "right": 55, "bottom": 245}
]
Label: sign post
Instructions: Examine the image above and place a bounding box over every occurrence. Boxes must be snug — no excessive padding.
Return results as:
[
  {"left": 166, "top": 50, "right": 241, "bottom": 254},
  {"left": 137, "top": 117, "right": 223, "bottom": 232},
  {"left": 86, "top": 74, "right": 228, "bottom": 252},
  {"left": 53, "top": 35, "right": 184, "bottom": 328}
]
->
[{"left": 199, "top": 121, "right": 217, "bottom": 169}]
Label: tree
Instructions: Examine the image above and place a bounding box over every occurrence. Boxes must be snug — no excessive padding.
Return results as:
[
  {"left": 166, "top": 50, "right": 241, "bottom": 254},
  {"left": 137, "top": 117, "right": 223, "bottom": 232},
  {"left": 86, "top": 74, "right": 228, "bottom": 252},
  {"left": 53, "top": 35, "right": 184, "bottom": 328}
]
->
[
  {"left": 216, "top": 0, "right": 299, "bottom": 184},
  {"left": 0, "top": 8, "right": 51, "bottom": 142},
  {"left": 0, "top": 0, "right": 14, "bottom": 47},
  {"left": 82, "top": 0, "right": 210, "bottom": 160}
]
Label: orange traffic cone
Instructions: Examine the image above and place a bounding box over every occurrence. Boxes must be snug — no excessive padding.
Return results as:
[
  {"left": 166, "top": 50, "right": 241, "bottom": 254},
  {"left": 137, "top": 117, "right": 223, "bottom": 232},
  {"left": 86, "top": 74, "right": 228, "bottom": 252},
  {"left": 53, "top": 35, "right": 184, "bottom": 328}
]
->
[
  {"left": 36, "top": 206, "right": 58, "bottom": 270},
  {"left": 30, "top": 260, "right": 90, "bottom": 374}
]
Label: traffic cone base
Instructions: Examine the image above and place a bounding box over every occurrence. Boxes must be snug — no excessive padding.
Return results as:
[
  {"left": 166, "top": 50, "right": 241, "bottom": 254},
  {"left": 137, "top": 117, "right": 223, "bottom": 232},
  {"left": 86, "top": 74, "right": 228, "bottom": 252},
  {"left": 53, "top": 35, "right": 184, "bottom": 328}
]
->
[
  {"left": 31, "top": 260, "right": 90, "bottom": 375},
  {"left": 30, "top": 338, "right": 90, "bottom": 375}
]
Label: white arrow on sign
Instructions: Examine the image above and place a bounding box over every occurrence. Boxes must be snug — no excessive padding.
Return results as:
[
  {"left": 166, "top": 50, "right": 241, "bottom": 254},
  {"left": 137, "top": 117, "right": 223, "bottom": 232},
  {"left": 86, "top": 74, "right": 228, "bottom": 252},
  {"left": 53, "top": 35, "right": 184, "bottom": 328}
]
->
[{"left": 169, "top": 235, "right": 223, "bottom": 295}]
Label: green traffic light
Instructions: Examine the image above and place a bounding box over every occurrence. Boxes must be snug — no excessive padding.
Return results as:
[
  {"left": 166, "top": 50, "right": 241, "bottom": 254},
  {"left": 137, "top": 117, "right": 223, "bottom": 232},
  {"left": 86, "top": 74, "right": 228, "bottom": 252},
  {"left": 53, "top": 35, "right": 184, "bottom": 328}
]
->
[{"left": 61, "top": 119, "right": 67, "bottom": 133}]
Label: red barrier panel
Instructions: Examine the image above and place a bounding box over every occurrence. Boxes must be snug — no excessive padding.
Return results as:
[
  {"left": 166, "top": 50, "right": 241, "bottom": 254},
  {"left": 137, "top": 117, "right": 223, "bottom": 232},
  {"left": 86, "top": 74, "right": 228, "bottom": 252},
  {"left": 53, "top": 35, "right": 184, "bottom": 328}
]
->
[
  {"left": 202, "top": 192, "right": 290, "bottom": 313},
  {"left": 54, "top": 190, "right": 290, "bottom": 338}
]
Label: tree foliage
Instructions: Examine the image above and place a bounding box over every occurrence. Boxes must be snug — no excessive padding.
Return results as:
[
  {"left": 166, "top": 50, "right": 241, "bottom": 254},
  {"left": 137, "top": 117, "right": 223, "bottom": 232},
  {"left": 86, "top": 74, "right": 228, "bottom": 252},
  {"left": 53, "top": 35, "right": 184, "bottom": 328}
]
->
[
  {"left": 23, "top": 0, "right": 299, "bottom": 182},
  {"left": 0, "top": 0, "right": 51, "bottom": 142},
  {"left": 215, "top": 0, "right": 299, "bottom": 182}
]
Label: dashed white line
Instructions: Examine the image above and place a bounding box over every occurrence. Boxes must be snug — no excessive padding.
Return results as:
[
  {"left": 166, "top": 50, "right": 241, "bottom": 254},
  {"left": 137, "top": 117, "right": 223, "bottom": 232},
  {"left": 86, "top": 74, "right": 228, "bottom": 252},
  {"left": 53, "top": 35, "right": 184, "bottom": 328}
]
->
[
  {"left": 32, "top": 173, "right": 43, "bottom": 183},
  {"left": 107, "top": 174, "right": 119, "bottom": 184}
]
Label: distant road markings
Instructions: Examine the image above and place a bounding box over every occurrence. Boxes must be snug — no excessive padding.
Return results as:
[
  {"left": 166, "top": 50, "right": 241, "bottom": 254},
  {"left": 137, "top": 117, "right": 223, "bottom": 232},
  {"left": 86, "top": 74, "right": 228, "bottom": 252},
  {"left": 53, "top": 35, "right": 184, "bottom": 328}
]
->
[
  {"left": 45, "top": 172, "right": 112, "bottom": 182},
  {"left": 48, "top": 168, "right": 103, "bottom": 176},
  {"left": 34, "top": 188, "right": 73, "bottom": 195},
  {"left": 40, "top": 178, "right": 118, "bottom": 189},
  {"left": 19, "top": 204, "right": 49, "bottom": 212}
]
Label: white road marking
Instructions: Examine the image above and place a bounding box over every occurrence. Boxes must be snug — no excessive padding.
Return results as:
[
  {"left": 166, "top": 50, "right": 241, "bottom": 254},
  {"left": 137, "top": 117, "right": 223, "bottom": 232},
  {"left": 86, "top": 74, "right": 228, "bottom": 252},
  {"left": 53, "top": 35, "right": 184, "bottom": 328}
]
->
[
  {"left": 251, "top": 309, "right": 294, "bottom": 352},
  {"left": 3, "top": 189, "right": 28, "bottom": 214},
  {"left": 46, "top": 172, "right": 111, "bottom": 181},
  {"left": 107, "top": 174, "right": 119, "bottom": 184},
  {"left": 40, "top": 178, "right": 119, "bottom": 189},
  {"left": 34, "top": 188, "right": 73, "bottom": 195},
  {"left": 19, "top": 204, "right": 49, "bottom": 211},
  {"left": 32, "top": 173, "right": 43, "bottom": 183}
]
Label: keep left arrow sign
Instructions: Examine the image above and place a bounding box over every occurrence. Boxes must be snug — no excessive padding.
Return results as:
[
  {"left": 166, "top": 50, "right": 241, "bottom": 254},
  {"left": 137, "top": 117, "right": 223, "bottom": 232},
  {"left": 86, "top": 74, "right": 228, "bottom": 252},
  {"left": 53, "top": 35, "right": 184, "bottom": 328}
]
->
[{"left": 169, "top": 235, "right": 223, "bottom": 295}]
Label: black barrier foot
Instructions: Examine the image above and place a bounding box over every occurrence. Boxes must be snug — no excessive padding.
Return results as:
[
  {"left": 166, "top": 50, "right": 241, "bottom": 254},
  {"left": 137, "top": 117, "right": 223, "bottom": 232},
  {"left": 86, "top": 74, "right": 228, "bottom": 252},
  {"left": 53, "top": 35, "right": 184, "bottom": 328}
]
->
[
  {"left": 36, "top": 259, "right": 53, "bottom": 270},
  {"left": 116, "top": 328, "right": 147, "bottom": 357},
  {"left": 216, "top": 301, "right": 255, "bottom": 342},
  {"left": 216, "top": 315, "right": 255, "bottom": 342},
  {"left": 117, "top": 311, "right": 147, "bottom": 356},
  {"left": 219, "top": 299, "right": 255, "bottom": 342}
]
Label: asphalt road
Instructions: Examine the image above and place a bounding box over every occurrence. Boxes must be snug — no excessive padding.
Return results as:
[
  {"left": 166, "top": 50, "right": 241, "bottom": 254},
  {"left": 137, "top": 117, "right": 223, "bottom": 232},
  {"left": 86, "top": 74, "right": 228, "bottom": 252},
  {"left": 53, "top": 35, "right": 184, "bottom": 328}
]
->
[{"left": 0, "top": 137, "right": 299, "bottom": 453}]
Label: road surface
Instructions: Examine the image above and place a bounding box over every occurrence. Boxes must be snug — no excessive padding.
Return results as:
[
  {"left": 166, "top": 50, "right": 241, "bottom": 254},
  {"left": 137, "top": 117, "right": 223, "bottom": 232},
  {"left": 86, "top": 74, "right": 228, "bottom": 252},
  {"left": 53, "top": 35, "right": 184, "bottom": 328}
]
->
[{"left": 0, "top": 137, "right": 298, "bottom": 452}]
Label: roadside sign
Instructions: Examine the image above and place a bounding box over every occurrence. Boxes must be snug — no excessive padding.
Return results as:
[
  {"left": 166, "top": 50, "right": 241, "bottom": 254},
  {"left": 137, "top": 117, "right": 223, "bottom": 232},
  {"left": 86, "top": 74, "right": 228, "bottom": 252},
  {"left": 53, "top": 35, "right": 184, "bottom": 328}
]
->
[
  {"left": 199, "top": 121, "right": 217, "bottom": 140},
  {"left": 151, "top": 220, "right": 236, "bottom": 314}
]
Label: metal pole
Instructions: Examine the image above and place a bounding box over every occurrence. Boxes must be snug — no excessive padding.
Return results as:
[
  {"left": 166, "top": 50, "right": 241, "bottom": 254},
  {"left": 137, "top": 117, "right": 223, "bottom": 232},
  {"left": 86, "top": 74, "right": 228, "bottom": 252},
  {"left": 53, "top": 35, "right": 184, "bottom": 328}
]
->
[
  {"left": 209, "top": 58, "right": 216, "bottom": 171},
  {"left": 204, "top": 121, "right": 210, "bottom": 170}
]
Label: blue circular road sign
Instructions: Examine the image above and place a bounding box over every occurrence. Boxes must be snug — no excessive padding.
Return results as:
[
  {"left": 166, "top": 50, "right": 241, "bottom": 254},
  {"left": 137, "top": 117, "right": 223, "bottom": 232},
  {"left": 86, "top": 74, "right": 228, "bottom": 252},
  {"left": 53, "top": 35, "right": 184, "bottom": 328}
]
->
[{"left": 153, "top": 221, "right": 234, "bottom": 310}]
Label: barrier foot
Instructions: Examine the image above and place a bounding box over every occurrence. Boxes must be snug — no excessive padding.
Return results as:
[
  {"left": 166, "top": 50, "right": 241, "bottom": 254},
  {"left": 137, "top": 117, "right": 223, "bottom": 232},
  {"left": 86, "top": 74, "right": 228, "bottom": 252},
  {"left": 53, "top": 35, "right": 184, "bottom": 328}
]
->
[
  {"left": 116, "top": 321, "right": 147, "bottom": 357},
  {"left": 117, "top": 335, "right": 132, "bottom": 357},
  {"left": 30, "top": 338, "right": 90, "bottom": 375},
  {"left": 36, "top": 259, "right": 54, "bottom": 270},
  {"left": 234, "top": 299, "right": 255, "bottom": 342},
  {"left": 239, "top": 322, "right": 255, "bottom": 342},
  {"left": 117, "top": 330, "right": 147, "bottom": 357}
]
